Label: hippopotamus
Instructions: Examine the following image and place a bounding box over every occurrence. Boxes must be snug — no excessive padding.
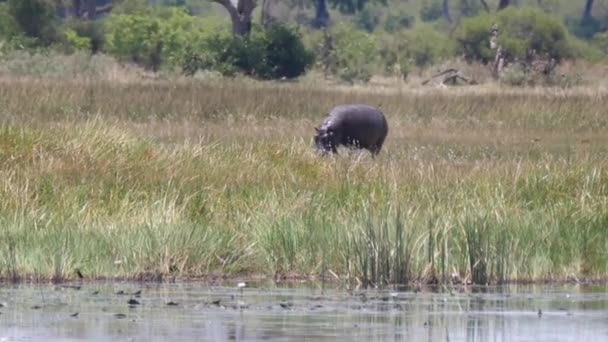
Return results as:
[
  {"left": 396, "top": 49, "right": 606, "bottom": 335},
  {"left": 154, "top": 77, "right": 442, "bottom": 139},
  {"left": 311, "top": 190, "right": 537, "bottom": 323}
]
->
[{"left": 313, "top": 104, "right": 389, "bottom": 156}]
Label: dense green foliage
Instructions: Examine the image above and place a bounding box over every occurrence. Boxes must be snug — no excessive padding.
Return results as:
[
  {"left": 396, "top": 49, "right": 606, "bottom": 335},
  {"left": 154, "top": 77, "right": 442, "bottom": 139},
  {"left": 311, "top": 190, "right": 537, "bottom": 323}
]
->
[
  {"left": 0, "top": 0, "right": 607, "bottom": 83},
  {"left": 454, "top": 8, "right": 576, "bottom": 63},
  {"left": 103, "top": 8, "right": 314, "bottom": 78},
  {"left": 7, "top": 0, "right": 58, "bottom": 46},
  {"left": 420, "top": 0, "right": 443, "bottom": 22}
]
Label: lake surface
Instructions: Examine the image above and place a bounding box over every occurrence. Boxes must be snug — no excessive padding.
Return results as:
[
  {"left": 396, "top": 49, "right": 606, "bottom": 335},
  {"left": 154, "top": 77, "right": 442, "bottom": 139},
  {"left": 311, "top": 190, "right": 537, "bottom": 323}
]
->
[{"left": 0, "top": 281, "right": 607, "bottom": 341}]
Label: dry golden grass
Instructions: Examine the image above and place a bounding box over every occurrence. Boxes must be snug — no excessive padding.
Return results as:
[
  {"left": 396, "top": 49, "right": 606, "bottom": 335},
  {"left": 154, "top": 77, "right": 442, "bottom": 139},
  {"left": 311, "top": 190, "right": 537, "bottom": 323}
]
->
[{"left": 1, "top": 75, "right": 608, "bottom": 285}]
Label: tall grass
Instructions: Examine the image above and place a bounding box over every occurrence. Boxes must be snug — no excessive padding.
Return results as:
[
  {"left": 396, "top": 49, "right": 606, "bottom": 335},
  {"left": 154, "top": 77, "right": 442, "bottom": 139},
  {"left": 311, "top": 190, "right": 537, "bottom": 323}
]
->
[{"left": 1, "top": 77, "right": 608, "bottom": 285}]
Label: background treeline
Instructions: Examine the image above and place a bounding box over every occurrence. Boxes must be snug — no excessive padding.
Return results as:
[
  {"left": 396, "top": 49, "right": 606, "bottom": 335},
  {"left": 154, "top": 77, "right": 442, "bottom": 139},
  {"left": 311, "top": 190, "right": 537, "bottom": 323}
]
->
[{"left": 0, "top": 0, "right": 607, "bottom": 83}]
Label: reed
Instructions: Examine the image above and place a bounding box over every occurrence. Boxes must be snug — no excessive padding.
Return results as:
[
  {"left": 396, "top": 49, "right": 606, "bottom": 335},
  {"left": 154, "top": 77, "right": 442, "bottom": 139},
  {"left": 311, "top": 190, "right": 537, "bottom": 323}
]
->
[{"left": 1, "top": 76, "right": 608, "bottom": 285}]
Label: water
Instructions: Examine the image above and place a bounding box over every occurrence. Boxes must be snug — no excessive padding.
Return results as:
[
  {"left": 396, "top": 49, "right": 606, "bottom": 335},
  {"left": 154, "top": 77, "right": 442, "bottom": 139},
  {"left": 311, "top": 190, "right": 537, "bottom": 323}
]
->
[{"left": 0, "top": 282, "right": 607, "bottom": 341}]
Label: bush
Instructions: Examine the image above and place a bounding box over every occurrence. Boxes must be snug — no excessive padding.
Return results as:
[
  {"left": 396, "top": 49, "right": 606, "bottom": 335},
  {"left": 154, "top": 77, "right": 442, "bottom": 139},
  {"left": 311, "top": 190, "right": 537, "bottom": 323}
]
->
[
  {"left": 375, "top": 32, "right": 409, "bottom": 78},
  {"left": 565, "top": 16, "right": 603, "bottom": 40},
  {"left": 459, "top": 0, "right": 481, "bottom": 18},
  {"left": 569, "top": 35, "right": 603, "bottom": 62},
  {"left": 591, "top": 32, "right": 608, "bottom": 55},
  {"left": 328, "top": 22, "right": 378, "bottom": 83},
  {"left": 258, "top": 24, "right": 315, "bottom": 79},
  {"left": 452, "top": 12, "right": 498, "bottom": 63},
  {"left": 7, "top": 0, "right": 58, "bottom": 46},
  {"left": 62, "top": 19, "right": 106, "bottom": 53},
  {"left": 375, "top": 24, "right": 452, "bottom": 79},
  {"left": 104, "top": 13, "right": 163, "bottom": 70},
  {"left": 354, "top": 2, "right": 382, "bottom": 32},
  {"left": 384, "top": 12, "right": 415, "bottom": 33},
  {"left": 453, "top": 8, "right": 573, "bottom": 64},
  {"left": 181, "top": 22, "right": 313, "bottom": 80},
  {"left": 0, "top": 3, "right": 19, "bottom": 40},
  {"left": 64, "top": 28, "right": 92, "bottom": 52},
  {"left": 401, "top": 23, "right": 453, "bottom": 70},
  {"left": 420, "top": 0, "right": 443, "bottom": 22}
]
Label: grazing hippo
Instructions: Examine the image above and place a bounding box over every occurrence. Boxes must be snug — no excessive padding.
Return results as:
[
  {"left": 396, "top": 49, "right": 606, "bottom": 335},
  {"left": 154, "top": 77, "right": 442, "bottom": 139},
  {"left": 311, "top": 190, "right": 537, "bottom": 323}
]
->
[{"left": 314, "top": 104, "right": 389, "bottom": 156}]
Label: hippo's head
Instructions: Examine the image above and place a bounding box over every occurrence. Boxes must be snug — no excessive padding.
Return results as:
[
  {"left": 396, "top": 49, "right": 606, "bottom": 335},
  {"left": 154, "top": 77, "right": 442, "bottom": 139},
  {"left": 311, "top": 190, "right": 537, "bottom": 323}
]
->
[{"left": 313, "top": 126, "right": 337, "bottom": 155}]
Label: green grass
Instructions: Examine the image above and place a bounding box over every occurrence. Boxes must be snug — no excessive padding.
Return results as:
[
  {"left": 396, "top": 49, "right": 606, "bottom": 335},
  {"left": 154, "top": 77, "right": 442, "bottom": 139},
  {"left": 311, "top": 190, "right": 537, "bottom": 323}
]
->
[{"left": 1, "top": 77, "right": 608, "bottom": 286}]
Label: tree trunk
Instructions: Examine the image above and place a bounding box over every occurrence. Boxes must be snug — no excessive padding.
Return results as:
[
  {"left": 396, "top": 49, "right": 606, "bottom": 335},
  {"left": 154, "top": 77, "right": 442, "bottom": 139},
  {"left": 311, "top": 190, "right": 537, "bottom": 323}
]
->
[
  {"left": 260, "top": 0, "right": 268, "bottom": 26},
  {"left": 312, "top": 0, "right": 330, "bottom": 28},
  {"left": 213, "top": 0, "right": 256, "bottom": 36},
  {"left": 443, "top": 0, "right": 451, "bottom": 23},
  {"left": 497, "top": 0, "right": 510, "bottom": 10},
  {"left": 479, "top": 0, "right": 489, "bottom": 12},
  {"left": 85, "top": 0, "right": 97, "bottom": 19},
  {"left": 73, "top": 0, "right": 81, "bottom": 17},
  {"left": 583, "top": 0, "right": 594, "bottom": 20}
]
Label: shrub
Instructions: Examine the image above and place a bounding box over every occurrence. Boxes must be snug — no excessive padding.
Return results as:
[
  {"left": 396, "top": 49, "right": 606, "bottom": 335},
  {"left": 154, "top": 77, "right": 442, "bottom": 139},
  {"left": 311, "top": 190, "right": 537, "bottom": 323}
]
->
[
  {"left": 375, "top": 32, "right": 410, "bottom": 79},
  {"left": 64, "top": 28, "right": 92, "bottom": 52},
  {"left": 354, "top": 2, "right": 382, "bottom": 32},
  {"left": 258, "top": 24, "right": 315, "bottom": 79},
  {"left": 181, "top": 22, "right": 313, "bottom": 80},
  {"left": 62, "top": 19, "right": 106, "bottom": 53},
  {"left": 375, "top": 24, "right": 452, "bottom": 79},
  {"left": 569, "top": 35, "right": 603, "bottom": 62},
  {"left": 459, "top": 0, "right": 481, "bottom": 18},
  {"left": 591, "top": 32, "right": 608, "bottom": 55},
  {"left": 453, "top": 8, "right": 573, "bottom": 63},
  {"left": 420, "top": 0, "right": 443, "bottom": 22},
  {"left": 452, "top": 12, "right": 498, "bottom": 63},
  {"left": 565, "top": 16, "right": 603, "bottom": 40},
  {"left": 401, "top": 23, "right": 453, "bottom": 70},
  {"left": 329, "top": 22, "right": 377, "bottom": 83},
  {"left": 104, "top": 13, "right": 163, "bottom": 70},
  {"left": 0, "top": 3, "right": 19, "bottom": 40},
  {"left": 384, "top": 11, "right": 415, "bottom": 33},
  {"left": 7, "top": 0, "right": 58, "bottom": 46}
]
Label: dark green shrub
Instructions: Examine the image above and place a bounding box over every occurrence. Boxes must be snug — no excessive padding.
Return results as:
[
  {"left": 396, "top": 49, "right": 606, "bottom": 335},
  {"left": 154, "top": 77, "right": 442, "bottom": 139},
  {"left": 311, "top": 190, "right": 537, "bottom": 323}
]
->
[
  {"left": 7, "top": 0, "right": 58, "bottom": 46},
  {"left": 258, "top": 24, "right": 315, "bottom": 79},
  {"left": 453, "top": 8, "right": 573, "bottom": 63},
  {"left": 498, "top": 8, "right": 572, "bottom": 61},
  {"left": 402, "top": 23, "right": 454, "bottom": 69},
  {"left": 568, "top": 35, "right": 603, "bottom": 62},
  {"left": 0, "top": 3, "right": 19, "bottom": 40},
  {"left": 62, "top": 19, "right": 106, "bottom": 53},
  {"left": 104, "top": 14, "right": 163, "bottom": 70},
  {"left": 329, "top": 22, "right": 377, "bottom": 83},
  {"left": 384, "top": 12, "right": 415, "bottom": 33},
  {"left": 565, "top": 16, "right": 603, "bottom": 40},
  {"left": 591, "top": 32, "right": 608, "bottom": 55},
  {"left": 459, "top": 0, "right": 481, "bottom": 18},
  {"left": 377, "top": 23, "right": 452, "bottom": 78},
  {"left": 182, "top": 23, "right": 313, "bottom": 80},
  {"left": 420, "top": 0, "right": 443, "bottom": 22},
  {"left": 355, "top": 3, "right": 382, "bottom": 32},
  {"left": 451, "top": 12, "right": 496, "bottom": 63}
]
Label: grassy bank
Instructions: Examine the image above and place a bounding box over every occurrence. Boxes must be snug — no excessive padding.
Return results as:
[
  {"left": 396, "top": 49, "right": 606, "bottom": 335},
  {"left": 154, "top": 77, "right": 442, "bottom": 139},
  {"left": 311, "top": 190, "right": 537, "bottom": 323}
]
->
[{"left": 1, "top": 77, "right": 608, "bottom": 286}]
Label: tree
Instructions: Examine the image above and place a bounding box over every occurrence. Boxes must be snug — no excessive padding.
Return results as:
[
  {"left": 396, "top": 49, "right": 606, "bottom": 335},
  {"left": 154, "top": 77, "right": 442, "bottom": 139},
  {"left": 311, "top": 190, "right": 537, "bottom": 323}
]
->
[
  {"left": 583, "top": 0, "right": 594, "bottom": 20},
  {"left": 480, "top": 0, "right": 510, "bottom": 12},
  {"left": 7, "top": 0, "right": 58, "bottom": 44},
  {"left": 443, "top": 0, "right": 451, "bottom": 23},
  {"left": 312, "top": 0, "right": 329, "bottom": 28},
  {"left": 212, "top": 0, "right": 256, "bottom": 36},
  {"left": 328, "top": 0, "right": 386, "bottom": 15},
  {"left": 497, "top": 0, "right": 510, "bottom": 10},
  {"left": 67, "top": 0, "right": 113, "bottom": 19}
]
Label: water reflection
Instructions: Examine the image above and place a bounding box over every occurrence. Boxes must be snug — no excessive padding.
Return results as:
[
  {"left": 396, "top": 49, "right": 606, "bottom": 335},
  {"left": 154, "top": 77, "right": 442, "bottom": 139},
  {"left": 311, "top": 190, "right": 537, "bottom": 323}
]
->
[{"left": 0, "top": 283, "right": 607, "bottom": 341}]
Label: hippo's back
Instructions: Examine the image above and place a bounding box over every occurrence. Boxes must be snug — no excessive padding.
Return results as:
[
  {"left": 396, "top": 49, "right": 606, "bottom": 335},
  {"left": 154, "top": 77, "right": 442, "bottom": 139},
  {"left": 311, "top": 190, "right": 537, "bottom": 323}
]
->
[{"left": 328, "top": 104, "right": 388, "bottom": 143}]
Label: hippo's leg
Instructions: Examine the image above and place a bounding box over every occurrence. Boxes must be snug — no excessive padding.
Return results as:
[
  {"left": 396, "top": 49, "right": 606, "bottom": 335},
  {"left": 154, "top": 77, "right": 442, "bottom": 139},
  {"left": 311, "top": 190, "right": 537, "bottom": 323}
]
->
[{"left": 369, "top": 135, "right": 386, "bottom": 157}]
